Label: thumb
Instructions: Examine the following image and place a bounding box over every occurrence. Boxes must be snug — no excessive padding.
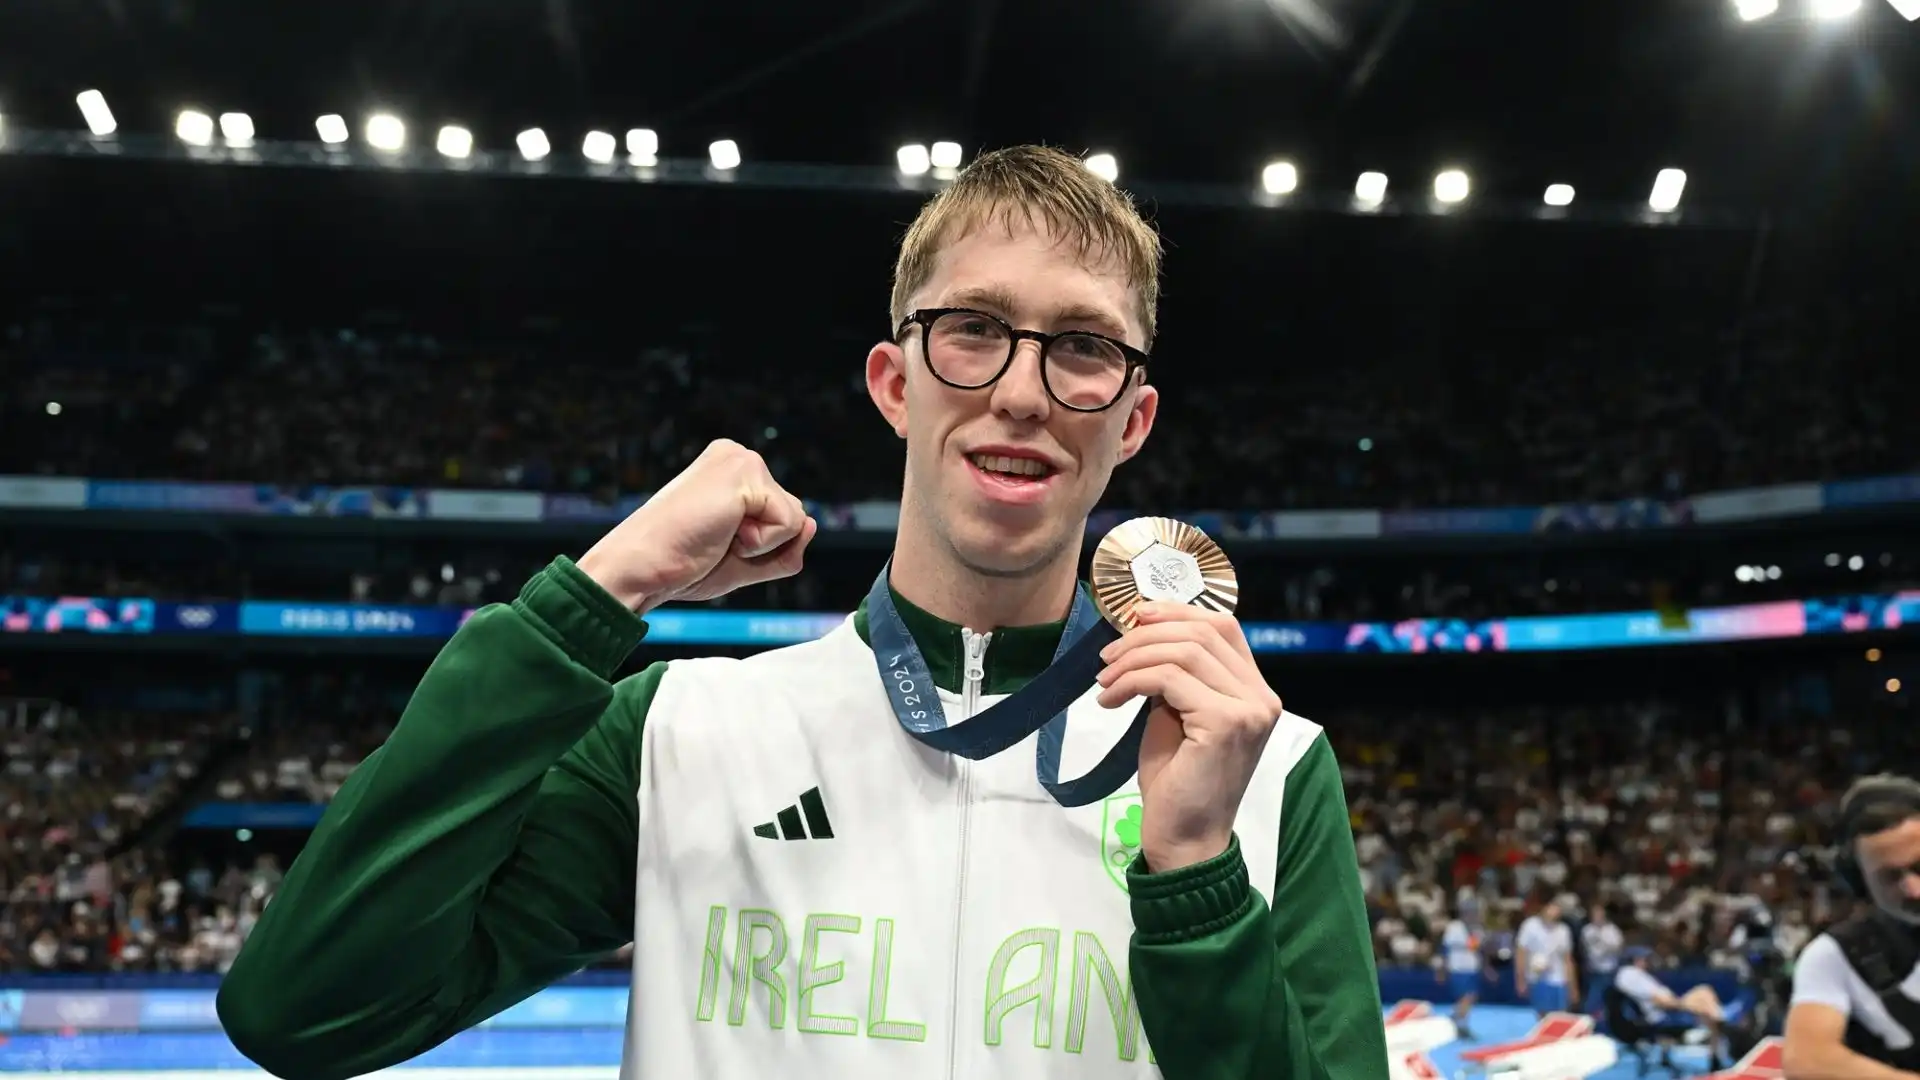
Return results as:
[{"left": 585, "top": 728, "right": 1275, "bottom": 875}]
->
[{"left": 746, "top": 515, "right": 817, "bottom": 577}]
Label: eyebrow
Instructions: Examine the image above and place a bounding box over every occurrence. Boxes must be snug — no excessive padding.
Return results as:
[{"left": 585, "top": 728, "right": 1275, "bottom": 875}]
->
[{"left": 941, "top": 285, "right": 1133, "bottom": 342}]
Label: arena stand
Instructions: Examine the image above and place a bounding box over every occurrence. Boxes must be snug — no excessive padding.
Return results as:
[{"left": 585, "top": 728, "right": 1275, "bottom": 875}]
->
[
  {"left": 3, "top": 277, "right": 1918, "bottom": 514},
  {"left": 3, "top": 291, "right": 1918, "bottom": 1080}
]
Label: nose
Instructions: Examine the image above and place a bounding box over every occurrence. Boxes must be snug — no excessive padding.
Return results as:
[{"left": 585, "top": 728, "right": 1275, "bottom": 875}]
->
[{"left": 986, "top": 337, "right": 1051, "bottom": 422}]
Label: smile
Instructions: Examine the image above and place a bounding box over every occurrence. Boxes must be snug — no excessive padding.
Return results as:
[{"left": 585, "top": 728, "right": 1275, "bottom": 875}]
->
[{"left": 963, "top": 452, "right": 1057, "bottom": 506}]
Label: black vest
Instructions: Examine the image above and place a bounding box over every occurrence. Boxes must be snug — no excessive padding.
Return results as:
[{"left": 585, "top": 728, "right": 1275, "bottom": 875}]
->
[{"left": 1829, "top": 912, "right": 1920, "bottom": 1069}]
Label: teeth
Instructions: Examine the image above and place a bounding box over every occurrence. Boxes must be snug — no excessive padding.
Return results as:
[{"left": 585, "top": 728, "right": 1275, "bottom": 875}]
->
[{"left": 969, "top": 453, "right": 1049, "bottom": 478}]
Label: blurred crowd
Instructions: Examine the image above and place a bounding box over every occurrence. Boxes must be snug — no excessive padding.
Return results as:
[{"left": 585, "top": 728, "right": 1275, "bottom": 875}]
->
[
  {"left": 3, "top": 278, "right": 1915, "bottom": 513},
  {"left": 0, "top": 699, "right": 264, "bottom": 974},
  {"left": 3, "top": 690, "right": 1896, "bottom": 977},
  {"left": 1333, "top": 703, "right": 1907, "bottom": 989}
]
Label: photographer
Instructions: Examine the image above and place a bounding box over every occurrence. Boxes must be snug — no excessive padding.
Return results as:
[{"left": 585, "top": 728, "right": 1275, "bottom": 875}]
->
[{"left": 1784, "top": 776, "right": 1920, "bottom": 1079}]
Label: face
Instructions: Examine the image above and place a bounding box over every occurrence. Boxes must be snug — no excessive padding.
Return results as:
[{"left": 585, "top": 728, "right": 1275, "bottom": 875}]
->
[
  {"left": 1856, "top": 817, "right": 1920, "bottom": 924},
  {"left": 868, "top": 218, "right": 1158, "bottom": 581},
  {"left": 1541, "top": 902, "right": 1561, "bottom": 924},
  {"left": 1590, "top": 905, "right": 1606, "bottom": 924}
]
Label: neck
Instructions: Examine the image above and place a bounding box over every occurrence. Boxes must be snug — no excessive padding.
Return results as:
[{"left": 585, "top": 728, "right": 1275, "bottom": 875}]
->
[{"left": 888, "top": 518, "right": 1081, "bottom": 631}]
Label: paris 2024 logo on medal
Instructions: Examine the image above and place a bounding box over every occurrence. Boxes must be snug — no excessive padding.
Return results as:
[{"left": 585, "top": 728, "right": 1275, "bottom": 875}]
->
[{"left": 1099, "top": 791, "right": 1145, "bottom": 894}]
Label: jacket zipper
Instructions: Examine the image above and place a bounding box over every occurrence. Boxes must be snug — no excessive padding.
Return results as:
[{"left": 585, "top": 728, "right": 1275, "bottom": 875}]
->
[{"left": 947, "top": 629, "right": 990, "bottom": 1080}]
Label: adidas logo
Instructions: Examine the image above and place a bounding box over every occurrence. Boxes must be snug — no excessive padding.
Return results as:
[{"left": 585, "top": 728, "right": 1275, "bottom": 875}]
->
[{"left": 752, "top": 786, "right": 835, "bottom": 841}]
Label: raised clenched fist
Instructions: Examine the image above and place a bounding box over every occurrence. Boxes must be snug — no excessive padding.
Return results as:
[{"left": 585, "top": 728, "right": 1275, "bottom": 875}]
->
[{"left": 577, "top": 439, "right": 817, "bottom": 614}]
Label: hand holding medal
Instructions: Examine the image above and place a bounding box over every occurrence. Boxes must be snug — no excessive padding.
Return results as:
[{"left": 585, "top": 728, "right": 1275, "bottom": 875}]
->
[
  {"left": 869, "top": 516, "right": 1277, "bottom": 821},
  {"left": 1090, "top": 519, "right": 1284, "bottom": 875}
]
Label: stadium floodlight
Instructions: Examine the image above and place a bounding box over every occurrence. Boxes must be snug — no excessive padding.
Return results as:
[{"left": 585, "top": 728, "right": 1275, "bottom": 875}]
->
[
  {"left": 929, "top": 141, "right": 963, "bottom": 169},
  {"left": 1733, "top": 0, "right": 1779, "bottom": 20},
  {"left": 582, "top": 130, "right": 617, "bottom": 164},
  {"left": 709, "top": 139, "right": 741, "bottom": 170},
  {"left": 1084, "top": 152, "right": 1119, "bottom": 183},
  {"left": 1261, "top": 161, "right": 1299, "bottom": 196},
  {"left": 219, "top": 113, "right": 255, "bottom": 145},
  {"left": 436, "top": 125, "right": 473, "bottom": 160},
  {"left": 1811, "top": 0, "right": 1862, "bottom": 18},
  {"left": 175, "top": 109, "right": 215, "bottom": 147},
  {"left": 517, "top": 128, "right": 551, "bottom": 162},
  {"left": 1648, "top": 168, "right": 1687, "bottom": 212},
  {"left": 1433, "top": 168, "right": 1471, "bottom": 205},
  {"left": 896, "top": 144, "right": 931, "bottom": 176},
  {"left": 76, "top": 90, "right": 116, "bottom": 136},
  {"left": 315, "top": 114, "right": 350, "bottom": 146},
  {"left": 1889, "top": 0, "right": 1920, "bottom": 21},
  {"left": 626, "top": 128, "right": 659, "bottom": 162},
  {"left": 1354, "top": 171, "right": 1388, "bottom": 206},
  {"left": 1543, "top": 183, "right": 1576, "bottom": 207},
  {"left": 365, "top": 113, "right": 406, "bottom": 152}
]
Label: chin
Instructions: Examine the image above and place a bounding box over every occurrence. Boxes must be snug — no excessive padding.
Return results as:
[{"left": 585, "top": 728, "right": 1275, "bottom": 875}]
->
[{"left": 945, "top": 516, "right": 1070, "bottom": 578}]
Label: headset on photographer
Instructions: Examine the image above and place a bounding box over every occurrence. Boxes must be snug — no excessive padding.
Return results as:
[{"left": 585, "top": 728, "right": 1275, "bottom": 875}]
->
[{"left": 1833, "top": 774, "right": 1920, "bottom": 897}]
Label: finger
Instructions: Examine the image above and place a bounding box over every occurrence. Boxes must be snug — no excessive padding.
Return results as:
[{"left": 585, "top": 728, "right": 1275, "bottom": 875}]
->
[
  {"left": 1102, "top": 614, "right": 1252, "bottom": 692},
  {"left": 1126, "top": 603, "right": 1277, "bottom": 713},
  {"left": 1098, "top": 640, "right": 1243, "bottom": 699},
  {"left": 742, "top": 514, "right": 816, "bottom": 579},
  {"left": 1095, "top": 662, "right": 1223, "bottom": 715},
  {"left": 733, "top": 489, "right": 808, "bottom": 558}
]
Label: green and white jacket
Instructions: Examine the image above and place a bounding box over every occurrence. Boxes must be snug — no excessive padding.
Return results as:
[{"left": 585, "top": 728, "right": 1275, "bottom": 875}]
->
[{"left": 219, "top": 556, "right": 1388, "bottom": 1080}]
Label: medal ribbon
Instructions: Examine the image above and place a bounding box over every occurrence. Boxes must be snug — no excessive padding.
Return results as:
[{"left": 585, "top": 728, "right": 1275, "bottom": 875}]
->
[{"left": 864, "top": 563, "right": 1151, "bottom": 807}]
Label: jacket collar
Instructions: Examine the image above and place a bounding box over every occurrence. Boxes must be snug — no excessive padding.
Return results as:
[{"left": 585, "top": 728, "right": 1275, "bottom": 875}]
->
[{"left": 852, "top": 584, "right": 1070, "bottom": 696}]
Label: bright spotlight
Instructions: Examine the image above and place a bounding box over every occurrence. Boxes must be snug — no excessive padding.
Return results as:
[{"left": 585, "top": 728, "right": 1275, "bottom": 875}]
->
[
  {"left": 175, "top": 110, "right": 215, "bottom": 147},
  {"left": 365, "top": 114, "right": 406, "bottom": 152},
  {"left": 1084, "top": 152, "right": 1119, "bottom": 182},
  {"left": 1433, "top": 169, "right": 1470, "bottom": 204},
  {"left": 582, "top": 130, "right": 617, "bottom": 164},
  {"left": 896, "top": 144, "right": 931, "bottom": 176},
  {"left": 219, "top": 113, "right": 255, "bottom": 145},
  {"left": 436, "top": 125, "right": 474, "bottom": 160},
  {"left": 625, "top": 128, "right": 658, "bottom": 164},
  {"left": 709, "top": 139, "right": 741, "bottom": 171},
  {"left": 1261, "top": 161, "right": 1299, "bottom": 196},
  {"left": 76, "top": 90, "right": 117, "bottom": 136},
  {"left": 1889, "top": 0, "right": 1920, "bottom": 20},
  {"left": 1811, "top": 0, "right": 1862, "bottom": 17},
  {"left": 516, "top": 128, "right": 551, "bottom": 162},
  {"left": 1734, "top": 0, "right": 1779, "bottom": 20},
  {"left": 1354, "top": 171, "right": 1388, "bottom": 206},
  {"left": 1543, "top": 184, "right": 1576, "bottom": 207},
  {"left": 315, "top": 114, "right": 349, "bottom": 146},
  {"left": 1648, "top": 168, "right": 1687, "bottom": 213},
  {"left": 929, "top": 141, "right": 963, "bottom": 169}
]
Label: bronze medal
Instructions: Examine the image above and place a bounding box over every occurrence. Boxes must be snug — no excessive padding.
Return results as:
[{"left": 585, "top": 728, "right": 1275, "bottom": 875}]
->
[{"left": 1089, "top": 517, "right": 1238, "bottom": 632}]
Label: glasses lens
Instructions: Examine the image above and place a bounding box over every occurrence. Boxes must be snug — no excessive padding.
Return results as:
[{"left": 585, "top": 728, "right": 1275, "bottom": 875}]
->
[
  {"left": 926, "top": 311, "right": 1012, "bottom": 388},
  {"left": 1045, "top": 334, "right": 1130, "bottom": 410}
]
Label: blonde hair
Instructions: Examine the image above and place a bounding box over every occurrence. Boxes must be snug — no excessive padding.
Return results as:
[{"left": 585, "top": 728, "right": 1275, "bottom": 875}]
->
[{"left": 889, "top": 145, "right": 1164, "bottom": 347}]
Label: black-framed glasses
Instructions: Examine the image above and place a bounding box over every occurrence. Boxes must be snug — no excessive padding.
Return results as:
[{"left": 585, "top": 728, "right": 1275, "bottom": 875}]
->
[{"left": 894, "top": 307, "right": 1150, "bottom": 413}]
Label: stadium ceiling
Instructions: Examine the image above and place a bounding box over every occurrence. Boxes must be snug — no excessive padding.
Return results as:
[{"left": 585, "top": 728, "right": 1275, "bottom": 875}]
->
[{"left": 0, "top": 0, "right": 1916, "bottom": 218}]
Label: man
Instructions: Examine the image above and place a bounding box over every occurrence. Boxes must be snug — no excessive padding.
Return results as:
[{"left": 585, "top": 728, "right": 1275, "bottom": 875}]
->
[
  {"left": 1581, "top": 903, "right": 1623, "bottom": 1018},
  {"left": 1784, "top": 775, "right": 1920, "bottom": 1080},
  {"left": 1515, "top": 901, "right": 1578, "bottom": 1016},
  {"left": 1610, "top": 946, "right": 1732, "bottom": 1071},
  {"left": 216, "top": 146, "right": 1388, "bottom": 1080},
  {"left": 1440, "top": 896, "right": 1486, "bottom": 1039}
]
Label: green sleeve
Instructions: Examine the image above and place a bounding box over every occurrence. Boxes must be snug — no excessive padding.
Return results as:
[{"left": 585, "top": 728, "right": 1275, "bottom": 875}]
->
[
  {"left": 218, "top": 556, "right": 657, "bottom": 1080},
  {"left": 1127, "top": 733, "right": 1388, "bottom": 1079}
]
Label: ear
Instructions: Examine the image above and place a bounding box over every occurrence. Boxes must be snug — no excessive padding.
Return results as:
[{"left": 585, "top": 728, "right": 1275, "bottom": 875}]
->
[
  {"left": 866, "top": 341, "right": 910, "bottom": 439},
  {"left": 1114, "top": 382, "right": 1158, "bottom": 465}
]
